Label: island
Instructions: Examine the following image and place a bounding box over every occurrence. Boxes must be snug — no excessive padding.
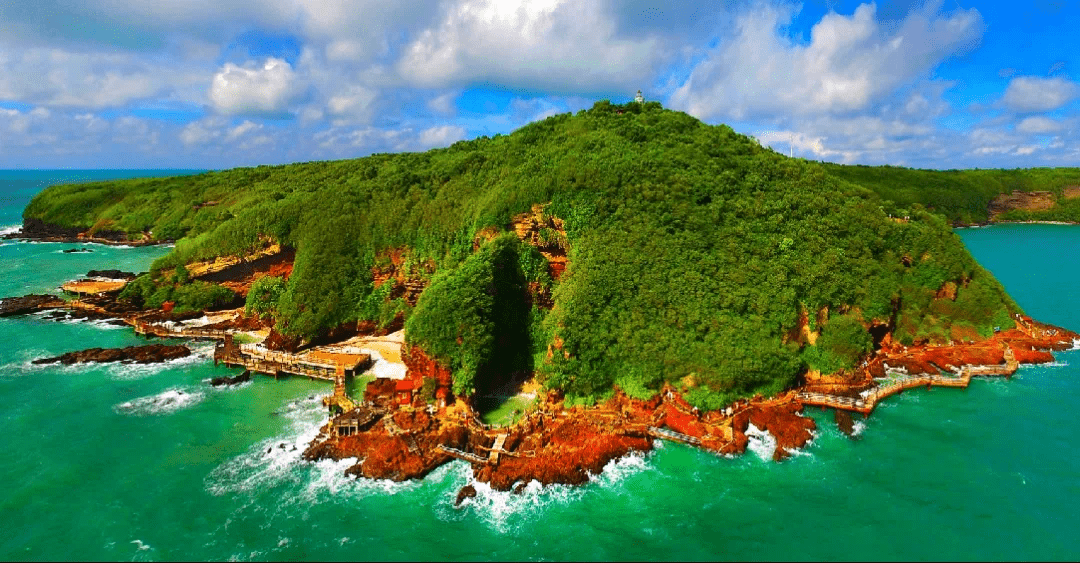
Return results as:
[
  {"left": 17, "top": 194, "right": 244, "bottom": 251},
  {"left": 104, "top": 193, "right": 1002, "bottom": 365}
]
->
[{"left": 7, "top": 100, "right": 1079, "bottom": 496}]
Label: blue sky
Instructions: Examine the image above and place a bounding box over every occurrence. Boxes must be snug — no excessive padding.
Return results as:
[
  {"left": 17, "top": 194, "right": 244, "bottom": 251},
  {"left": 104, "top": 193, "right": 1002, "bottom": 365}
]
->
[{"left": 0, "top": 0, "right": 1076, "bottom": 170}]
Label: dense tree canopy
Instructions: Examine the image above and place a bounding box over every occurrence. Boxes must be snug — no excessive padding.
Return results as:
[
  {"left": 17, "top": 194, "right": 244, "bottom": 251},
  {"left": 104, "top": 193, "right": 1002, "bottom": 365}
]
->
[{"left": 26, "top": 101, "right": 1038, "bottom": 406}]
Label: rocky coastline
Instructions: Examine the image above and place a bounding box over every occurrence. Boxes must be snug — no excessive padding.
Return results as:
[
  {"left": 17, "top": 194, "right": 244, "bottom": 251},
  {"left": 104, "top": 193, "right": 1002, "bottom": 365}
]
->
[
  {"left": 5, "top": 257, "right": 1079, "bottom": 497},
  {"left": 303, "top": 315, "right": 1078, "bottom": 496},
  {"left": 3, "top": 218, "right": 164, "bottom": 246}
]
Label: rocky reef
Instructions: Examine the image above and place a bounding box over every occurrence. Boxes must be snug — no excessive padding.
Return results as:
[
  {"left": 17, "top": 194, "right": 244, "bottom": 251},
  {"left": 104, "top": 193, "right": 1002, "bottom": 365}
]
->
[
  {"left": 0, "top": 294, "right": 65, "bottom": 316},
  {"left": 9, "top": 217, "right": 157, "bottom": 246},
  {"left": 32, "top": 344, "right": 191, "bottom": 365}
]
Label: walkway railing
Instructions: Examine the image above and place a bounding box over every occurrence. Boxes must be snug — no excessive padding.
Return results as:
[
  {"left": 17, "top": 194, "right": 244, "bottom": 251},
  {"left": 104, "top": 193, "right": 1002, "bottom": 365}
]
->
[
  {"left": 435, "top": 445, "right": 488, "bottom": 465},
  {"left": 798, "top": 355, "right": 1019, "bottom": 413},
  {"left": 648, "top": 426, "right": 702, "bottom": 446}
]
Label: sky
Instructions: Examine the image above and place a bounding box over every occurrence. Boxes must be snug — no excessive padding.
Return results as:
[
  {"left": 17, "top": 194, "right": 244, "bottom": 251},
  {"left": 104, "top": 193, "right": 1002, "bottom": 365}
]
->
[{"left": 0, "top": 0, "right": 1076, "bottom": 170}]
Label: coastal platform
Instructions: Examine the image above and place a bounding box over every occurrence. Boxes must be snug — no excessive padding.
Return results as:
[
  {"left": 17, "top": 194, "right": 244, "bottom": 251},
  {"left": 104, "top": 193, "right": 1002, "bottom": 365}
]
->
[{"left": 798, "top": 348, "right": 1019, "bottom": 415}]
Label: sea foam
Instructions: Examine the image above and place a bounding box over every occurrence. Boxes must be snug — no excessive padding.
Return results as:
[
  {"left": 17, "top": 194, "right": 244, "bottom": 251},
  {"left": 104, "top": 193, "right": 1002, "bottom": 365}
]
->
[
  {"left": 114, "top": 387, "right": 205, "bottom": 415},
  {"left": 440, "top": 450, "right": 654, "bottom": 533},
  {"left": 744, "top": 423, "right": 777, "bottom": 462}
]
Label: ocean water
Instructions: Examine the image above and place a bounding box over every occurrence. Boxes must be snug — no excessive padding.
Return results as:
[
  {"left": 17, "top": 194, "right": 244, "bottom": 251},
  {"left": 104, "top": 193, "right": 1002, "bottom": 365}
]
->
[{"left": 1, "top": 172, "right": 1079, "bottom": 561}]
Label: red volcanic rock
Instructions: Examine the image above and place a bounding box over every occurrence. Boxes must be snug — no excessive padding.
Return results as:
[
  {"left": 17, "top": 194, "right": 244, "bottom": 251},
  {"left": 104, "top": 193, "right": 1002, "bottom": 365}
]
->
[
  {"left": 915, "top": 344, "right": 1006, "bottom": 373},
  {"left": 480, "top": 413, "right": 652, "bottom": 490},
  {"left": 403, "top": 345, "right": 453, "bottom": 391},
  {"left": 745, "top": 402, "right": 816, "bottom": 461},
  {"left": 1007, "top": 344, "right": 1056, "bottom": 364},
  {"left": 263, "top": 328, "right": 302, "bottom": 352},
  {"left": 884, "top": 355, "right": 940, "bottom": 375}
]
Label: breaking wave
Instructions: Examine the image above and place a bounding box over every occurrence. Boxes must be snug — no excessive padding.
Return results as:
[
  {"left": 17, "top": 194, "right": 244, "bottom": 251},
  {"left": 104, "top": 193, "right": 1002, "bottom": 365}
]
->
[
  {"left": 744, "top": 422, "right": 777, "bottom": 462},
  {"left": 114, "top": 387, "right": 204, "bottom": 415},
  {"left": 206, "top": 393, "right": 421, "bottom": 506},
  {"left": 439, "top": 450, "right": 654, "bottom": 533}
]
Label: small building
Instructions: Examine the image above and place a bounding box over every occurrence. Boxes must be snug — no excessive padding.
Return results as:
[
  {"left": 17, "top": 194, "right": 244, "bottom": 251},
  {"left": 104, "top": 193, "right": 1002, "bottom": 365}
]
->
[
  {"left": 436, "top": 387, "right": 449, "bottom": 409},
  {"left": 336, "top": 412, "right": 361, "bottom": 437},
  {"left": 395, "top": 379, "right": 415, "bottom": 406}
]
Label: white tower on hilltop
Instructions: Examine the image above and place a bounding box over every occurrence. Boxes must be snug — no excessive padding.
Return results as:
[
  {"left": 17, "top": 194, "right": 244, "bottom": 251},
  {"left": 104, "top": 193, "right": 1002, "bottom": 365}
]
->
[{"left": 634, "top": 89, "right": 644, "bottom": 104}]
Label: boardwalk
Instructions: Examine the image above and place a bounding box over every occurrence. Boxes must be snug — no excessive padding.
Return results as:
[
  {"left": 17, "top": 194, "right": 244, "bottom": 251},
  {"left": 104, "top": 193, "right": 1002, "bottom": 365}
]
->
[
  {"left": 216, "top": 342, "right": 369, "bottom": 382},
  {"left": 489, "top": 433, "right": 508, "bottom": 463},
  {"left": 134, "top": 320, "right": 231, "bottom": 341},
  {"left": 798, "top": 350, "right": 1019, "bottom": 414},
  {"left": 436, "top": 445, "right": 488, "bottom": 465},
  {"left": 648, "top": 426, "right": 702, "bottom": 446}
]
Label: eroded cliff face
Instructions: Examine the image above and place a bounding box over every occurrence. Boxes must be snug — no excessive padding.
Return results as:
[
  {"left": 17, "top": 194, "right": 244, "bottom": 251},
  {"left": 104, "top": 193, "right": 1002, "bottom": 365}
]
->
[
  {"left": 402, "top": 345, "right": 454, "bottom": 393},
  {"left": 988, "top": 191, "right": 1057, "bottom": 220},
  {"left": 371, "top": 247, "right": 434, "bottom": 306},
  {"left": 511, "top": 203, "right": 569, "bottom": 282},
  {"left": 193, "top": 246, "right": 295, "bottom": 297}
]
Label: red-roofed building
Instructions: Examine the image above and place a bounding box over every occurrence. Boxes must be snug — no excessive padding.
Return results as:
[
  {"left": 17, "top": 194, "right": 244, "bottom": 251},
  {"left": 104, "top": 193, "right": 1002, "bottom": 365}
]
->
[{"left": 395, "top": 379, "right": 415, "bottom": 406}]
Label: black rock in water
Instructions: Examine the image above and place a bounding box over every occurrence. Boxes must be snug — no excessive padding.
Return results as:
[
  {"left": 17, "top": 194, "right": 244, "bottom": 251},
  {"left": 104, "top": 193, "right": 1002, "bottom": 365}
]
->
[
  {"left": 835, "top": 409, "right": 856, "bottom": 438},
  {"left": 86, "top": 269, "right": 137, "bottom": 280},
  {"left": 62, "top": 248, "right": 93, "bottom": 253},
  {"left": 0, "top": 294, "right": 65, "bottom": 316},
  {"left": 455, "top": 485, "right": 477, "bottom": 506},
  {"left": 211, "top": 371, "right": 252, "bottom": 387}
]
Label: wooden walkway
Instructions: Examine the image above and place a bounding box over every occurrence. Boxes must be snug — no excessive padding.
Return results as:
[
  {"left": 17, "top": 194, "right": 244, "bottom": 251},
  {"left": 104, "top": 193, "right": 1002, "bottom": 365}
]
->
[
  {"left": 648, "top": 426, "right": 702, "bottom": 446},
  {"left": 134, "top": 320, "right": 231, "bottom": 341},
  {"left": 216, "top": 344, "right": 362, "bottom": 382},
  {"left": 489, "top": 433, "right": 508, "bottom": 463},
  {"left": 436, "top": 445, "right": 488, "bottom": 465},
  {"left": 798, "top": 351, "right": 1019, "bottom": 414}
]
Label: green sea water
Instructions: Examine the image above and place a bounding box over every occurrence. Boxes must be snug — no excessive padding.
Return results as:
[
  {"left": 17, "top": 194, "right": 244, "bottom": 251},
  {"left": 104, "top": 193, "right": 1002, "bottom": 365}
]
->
[{"left": 1, "top": 172, "right": 1079, "bottom": 561}]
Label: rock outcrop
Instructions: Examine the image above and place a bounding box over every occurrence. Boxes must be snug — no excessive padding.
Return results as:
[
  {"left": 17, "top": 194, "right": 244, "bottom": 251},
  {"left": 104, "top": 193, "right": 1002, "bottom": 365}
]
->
[
  {"left": 987, "top": 190, "right": 1057, "bottom": 220},
  {"left": 32, "top": 344, "right": 191, "bottom": 365},
  {"left": 211, "top": 370, "right": 252, "bottom": 387},
  {"left": 14, "top": 217, "right": 154, "bottom": 245},
  {"left": 0, "top": 294, "right": 65, "bottom": 316},
  {"left": 86, "top": 270, "right": 137, "bottom": 280}
]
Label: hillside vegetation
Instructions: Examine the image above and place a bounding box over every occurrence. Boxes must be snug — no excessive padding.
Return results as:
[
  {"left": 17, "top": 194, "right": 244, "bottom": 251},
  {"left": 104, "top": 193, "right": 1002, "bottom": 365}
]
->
[
  {"left": 823, "top": 164, "right": 1080, "bottom": 225},
  {"left": 24, "top": 101, "right": 1028, "bottom": 407}
]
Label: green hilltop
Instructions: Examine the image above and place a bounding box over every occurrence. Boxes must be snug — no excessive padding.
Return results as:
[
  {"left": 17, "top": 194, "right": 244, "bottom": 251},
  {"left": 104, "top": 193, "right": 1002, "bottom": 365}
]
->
[{"left": 26, "top": 100, "right": 1062, "bottom": 408}]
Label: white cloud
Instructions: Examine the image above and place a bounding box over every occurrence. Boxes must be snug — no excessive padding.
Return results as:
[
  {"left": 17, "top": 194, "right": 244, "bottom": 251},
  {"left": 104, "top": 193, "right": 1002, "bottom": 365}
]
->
[
  {"left": 1001, "top": 76, "right": 1078, "bottom": 113},
  {"left": 1016, "top": 116, "right": 1065, "bottom": 134},
  {"left": 427, "top": 91, "right": 458, "bottom": 115},
  {"left": 326, "top": 85, "right": 377, "bottom": 122},
  {"left": 209, "top": 58, "right": 302, "bottom": 115},
  {"left": 397, "top": 0, "right": 660, "bottom": 93},
  {"left": 0, "top": 47, "right": 205, "bottom": 109},
  {"left": 226, "top": 120, "right": 262, "bottom": 141},
  {"left": 418, "top": 124, "right": 466, "bottom": 148},
  {"left": 669, "top": 3, "right": 983, "bottom": 120},
  {"left": 179, "top": 116, "right": 227, "bottom": 146}
]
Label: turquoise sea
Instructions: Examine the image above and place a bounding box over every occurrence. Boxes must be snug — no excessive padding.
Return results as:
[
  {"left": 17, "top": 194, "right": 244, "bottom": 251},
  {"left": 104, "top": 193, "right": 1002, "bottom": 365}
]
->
[{"left": 1, "top": 171, "right": 1079, "bottom": 561}]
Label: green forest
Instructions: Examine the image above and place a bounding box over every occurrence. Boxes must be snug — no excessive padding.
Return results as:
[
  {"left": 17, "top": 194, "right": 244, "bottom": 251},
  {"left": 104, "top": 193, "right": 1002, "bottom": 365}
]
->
[{"left": 25, "top": 100, "right": 1054, "bottom": 408}]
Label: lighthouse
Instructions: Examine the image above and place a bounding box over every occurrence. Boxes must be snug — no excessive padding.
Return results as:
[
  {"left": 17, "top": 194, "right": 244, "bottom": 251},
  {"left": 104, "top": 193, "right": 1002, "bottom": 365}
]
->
[{"left": 634, "top": 89, "right": 644, "bottom": 104}]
